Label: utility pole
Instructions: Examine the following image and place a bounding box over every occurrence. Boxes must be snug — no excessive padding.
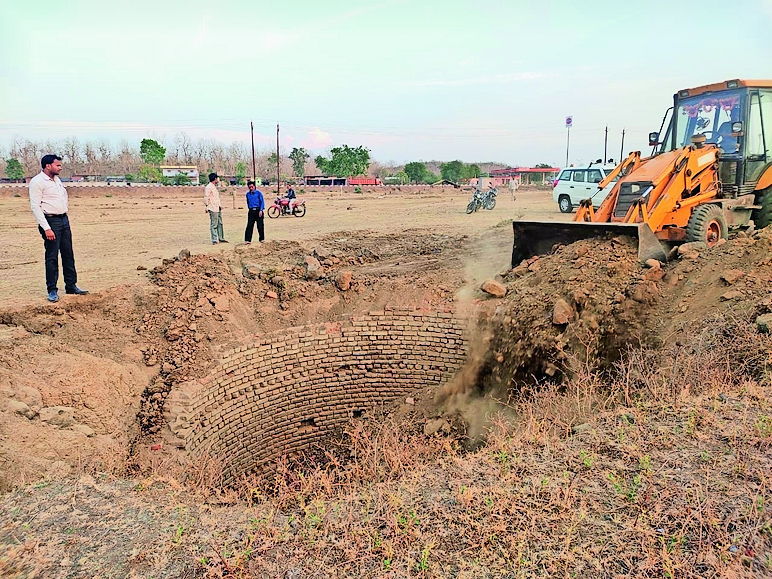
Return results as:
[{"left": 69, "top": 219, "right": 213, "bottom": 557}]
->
[
  {"left": 620, "top": 129, "right": 626, "bottom": 162},
  {"left": 604, "top": 126, "right": 608, "bottom": 163},
  {"left": 250, "top": 121, "right": 256, "bottom": 181},
  {"left": 276, "top": 123, "right": 280, "bottom": 197},
  {"left": 565, "top": 125, "right": 571, "bottom": 167}
]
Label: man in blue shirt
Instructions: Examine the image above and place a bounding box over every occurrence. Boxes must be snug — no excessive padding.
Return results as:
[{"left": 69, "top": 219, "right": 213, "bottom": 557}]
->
[{"left": 244, "top": 180, "right": 265, "bottom": 243}]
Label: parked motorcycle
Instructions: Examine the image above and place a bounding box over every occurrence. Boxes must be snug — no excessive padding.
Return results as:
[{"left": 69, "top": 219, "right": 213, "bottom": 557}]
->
[
  {"left": 466, "top": 189, "right": 484, "bottom": 213},
  {"left": 267, "top": 196, "right": 306, "bottom": 218},
  {"left": 465, "top": 187, "right": 497, "bottom": 213}
]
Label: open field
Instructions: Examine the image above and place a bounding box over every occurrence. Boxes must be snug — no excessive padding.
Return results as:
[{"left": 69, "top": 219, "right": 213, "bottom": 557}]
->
[{"left": 0, "top": 185, "right": 563, "bottom": 309}]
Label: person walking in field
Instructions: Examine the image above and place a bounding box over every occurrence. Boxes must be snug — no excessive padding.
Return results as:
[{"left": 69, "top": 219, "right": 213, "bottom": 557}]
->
[
  {"left": 29, "top": 154, "right": 89, "bottom": 302},
  {"left": 204, "top": 172, "right": 228, "bottom": 244},
  {"left": 244, "top": 180, "right": 265, "bottom": 244}
]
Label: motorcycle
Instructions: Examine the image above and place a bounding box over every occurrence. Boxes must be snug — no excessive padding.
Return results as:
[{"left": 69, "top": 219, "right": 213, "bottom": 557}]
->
[
  {"left": 267, "top": 196, "right": 306, "bottom": 218},
  {"left": 465, "top": 187, "right": 497, "bottom": 213}
]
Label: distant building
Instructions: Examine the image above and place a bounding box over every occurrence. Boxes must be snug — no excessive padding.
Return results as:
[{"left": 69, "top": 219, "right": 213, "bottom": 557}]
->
[{"left": 160, "top": 165, "right": 199, "bottom": 183}]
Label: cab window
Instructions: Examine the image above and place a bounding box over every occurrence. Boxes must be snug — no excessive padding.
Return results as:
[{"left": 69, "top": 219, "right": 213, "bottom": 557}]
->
[
  {"left": 603, "top": 169, "right": 619, "bottom": 182},
  {"left": 587, "top": 169, "right": 603, "bottom": 183},
  {"left": 572, "top": 170, "right": 586, "bottom": 182}
]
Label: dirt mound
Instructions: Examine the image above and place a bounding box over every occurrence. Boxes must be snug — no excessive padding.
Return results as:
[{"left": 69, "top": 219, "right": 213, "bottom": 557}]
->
[{"left": 436, "top": 227, "right": 772, "bottom": 437}]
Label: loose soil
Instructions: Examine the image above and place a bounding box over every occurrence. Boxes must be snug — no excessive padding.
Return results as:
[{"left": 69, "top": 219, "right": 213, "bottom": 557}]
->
[{"left": 0, "top": 185, "right": 771, "bottom": 577}]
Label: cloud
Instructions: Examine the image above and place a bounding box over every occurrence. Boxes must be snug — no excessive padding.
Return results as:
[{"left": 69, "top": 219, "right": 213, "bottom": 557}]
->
[{"left": 302, "top": 128, "right": 333, "bottom": 149}]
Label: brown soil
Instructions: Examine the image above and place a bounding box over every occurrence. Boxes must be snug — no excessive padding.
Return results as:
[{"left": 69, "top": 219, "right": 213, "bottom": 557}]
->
[{"left": 0, "top": 185, "right": 771, "bottom": 577}]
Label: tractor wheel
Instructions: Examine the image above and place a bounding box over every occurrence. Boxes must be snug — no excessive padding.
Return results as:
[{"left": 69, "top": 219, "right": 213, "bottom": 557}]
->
[
  {"left": 752, "top": 186, "right": 772, "bottom": 230},
  {"left": 685, "top": 204, "right": 727, "bottom": 247}
]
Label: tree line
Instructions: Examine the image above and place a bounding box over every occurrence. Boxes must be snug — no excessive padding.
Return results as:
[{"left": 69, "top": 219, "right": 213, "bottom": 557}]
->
[{"left": 1, "top": 134, "right": 521, "bottom": 185}]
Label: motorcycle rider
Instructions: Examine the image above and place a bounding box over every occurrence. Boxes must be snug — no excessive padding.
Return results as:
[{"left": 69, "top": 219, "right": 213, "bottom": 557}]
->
[{"left": 284, "top": 185, "right": 297, "bottom": 214}]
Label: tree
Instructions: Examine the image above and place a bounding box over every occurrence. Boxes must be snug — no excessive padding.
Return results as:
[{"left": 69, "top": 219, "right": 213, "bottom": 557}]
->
[
  {"left": 5, "top": 158, "right": 24, "bottom": 181},
  {"left": 137, "top": 164, "right": 162, "bottom": 183},
  {"left": 139, "top": 138, "right": 166, "bottom": 165},
  {"left": 315, "top": 145, "right": 370, "bottom": 178},
  {"left": 394, "top": 170, "right": 409, "bottom": 185},
  {"left": 404, "top": 161, "right": 430, "bottom": 184},
  {"left": 440, "top": 160, "right": 465, "bottom": 183},
  {"left": 234, "top": 161, "right": 246, "bottom": 185},
  {"left": 289, "top": 147, "right": 310, "bottom": 178},
  {"left": 173, "top": 173, "right": 191, "bottom": 185},
  {"left": 465, "top": 164, "right": 481, "bottom": 179}
]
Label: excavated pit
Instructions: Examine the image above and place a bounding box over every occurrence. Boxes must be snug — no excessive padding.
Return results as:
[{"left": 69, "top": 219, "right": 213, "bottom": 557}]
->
[{"left": 164, "top": 310, "right": 469, "bottom": 483}]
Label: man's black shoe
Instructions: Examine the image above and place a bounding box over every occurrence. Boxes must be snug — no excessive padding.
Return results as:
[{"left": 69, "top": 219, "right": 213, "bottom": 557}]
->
[
  {"left": 47, "top": 290, "right": 59, "bottom": 303},
  {"left": 65, "top": 286, "right": 89, "bottom": 295}
]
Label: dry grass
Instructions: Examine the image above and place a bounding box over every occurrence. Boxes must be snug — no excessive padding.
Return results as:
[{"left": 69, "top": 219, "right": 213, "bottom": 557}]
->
[{"left": 161, "top": 313, "right": 771, "bottom": 578}]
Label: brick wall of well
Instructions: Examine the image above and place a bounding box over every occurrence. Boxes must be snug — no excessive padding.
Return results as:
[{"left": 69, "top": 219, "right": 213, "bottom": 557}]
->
[{"left": 186, "top": 309, "right": 468, "bottom": 482}]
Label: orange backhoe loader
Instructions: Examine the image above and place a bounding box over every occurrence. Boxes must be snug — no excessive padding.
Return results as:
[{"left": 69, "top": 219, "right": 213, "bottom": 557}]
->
[{"left": 512, "top": 79, "right": 772, "bottom": 266}]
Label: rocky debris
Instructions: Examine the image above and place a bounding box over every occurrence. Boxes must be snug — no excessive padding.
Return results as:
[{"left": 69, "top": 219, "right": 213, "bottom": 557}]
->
[
  {"left": 8, "top": 400, "right": 36, "bottom": 420},
  {"left": 644, "top": 267, "right": 666, "bottom": 282},
  {"left": 644, "top": 259, "right": 662, "bottom": 269},
  {"left": 756, "top": 313, "right": 772, "bottom": 334},
  {"left": 720, "top": 290, "right": 744, "bottom": 301},
  {"left": 552, "top": 299, "right": 574, "bottom": 325},
  {"left": 178, "top": 248, "right": 191, "bottom": 260},
  {"left": 15, "top": 386, "right": 42, "bottom": 411},
  {"left": 424, "top": 418, "right": 449, "bottom": 436},
  {"left": 40, "top": 406, "right": 75, "bottom": 428},
  {"left": 242, "top": 262, "right": 262, "bottom": 279},
  {"left": 266, "top": 291, "right": 279, "bottom": 299},
  {"left": 336, "top": 271, "right": 353, "bottom": 291},
  {"left": 72, "top": 424, "right": 96, "bottom": 437},
  {"left": 678, "top": 241, "right": 707, "bottom": 259},
  {"left": 314, "top": 247, "right": 331, "bottom": 262},
  {"left": 480, "top": 280, "right": 506, "bottom": 298},
  {"left": 720, "top": 269, "right": 745, "bottom": 285},
  {"left": 210, "top": 295, "right": 230, "bottom": 312},
  {"left": 304, "top": 256, "right": 323, "bottom": 280}
]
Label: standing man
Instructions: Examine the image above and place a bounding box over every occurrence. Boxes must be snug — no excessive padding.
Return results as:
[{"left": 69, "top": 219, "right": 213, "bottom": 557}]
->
[
  {"left": 244, "top": 180, "right": 265, "bottom": 244},
  {"left": 204, "top": 172, "right": 228, "bottom": 244},
  {"left": 29, "top": 154, "right": 88, "bottom": 303}
]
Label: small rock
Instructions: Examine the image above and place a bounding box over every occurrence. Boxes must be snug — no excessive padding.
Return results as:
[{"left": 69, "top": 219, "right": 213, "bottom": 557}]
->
[
  {"left": 72, "top": 424, "right": 95, "bottom": 437},
  {"left": 39, "top": 406, "right": 75, "bottom": 428},
  {"left": 336, "top": 271, "right": 353, "bottom": 291},
  {"left": 136, "top": 265, "right": 147, "bottom": 271},
  {"left": 552, "top": 298, "right": 574, "bottom": 325},
  {"left": 16, "top": 386, "right": 42, "bottom": 410},
  {"left": 405, "top": 397, "right": 415, "bottom": 405},
  {"left": 424, "top": 418, "right": 448, "bottom": 436},
  {"left": 720, "top": 269, "right": 745, "bottom": 285},
  {"left": 178, "top": 248, "right": 191, "bottom": 260},
  {"left": 480, "top": 279, "right": 506, "bottom": 298},
  {"left": 678, "top": 241, "right": 707, "bottom": 258},
  {"left": 145, "top": 356, "right": 157, "bottom": 367},
  {"left": 644, "top": 259, "right": 662, "bottom": 269},
  {"left": 720, "top": 290, "right": 744, "bottom": 301},
  {"left": 165, "top": 328, "right": 183, "bottom": 341},
  {"left": 162, "top": 362, "right": 175, "bottom": 374},
  {"left": 756, "top": 313, "right": 772, "bottom": 334},
  {"left": 8, "top": 400, "right": 36, "bottom": 420},
  {"left": 571, "top": 423, "right": 592, "bottom": 435},
  {"left": 304, "top": 256, "right": 323, "bottom": 280},
  {"left": 314, "top": 247, "right": 331, "bottom": 261},
  {"left": 266, "top": 291, "right": 279, "bottom": 299},
  {"left": 644, "top": 267, "right": 666, "bottom": 282}
]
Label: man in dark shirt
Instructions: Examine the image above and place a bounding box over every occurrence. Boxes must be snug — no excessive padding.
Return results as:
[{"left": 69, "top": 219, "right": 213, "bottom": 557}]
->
[
  {"left": 284, "top": 185, "right": 297, "bottom": 214},
  {"left": 244, "top": 180, "right": 265, "bottom": 243}
]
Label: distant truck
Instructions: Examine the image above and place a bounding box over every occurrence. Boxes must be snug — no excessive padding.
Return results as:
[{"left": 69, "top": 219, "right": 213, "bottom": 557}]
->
[{"left": 347, "top": 177, "right": 382, "bottom": 186}]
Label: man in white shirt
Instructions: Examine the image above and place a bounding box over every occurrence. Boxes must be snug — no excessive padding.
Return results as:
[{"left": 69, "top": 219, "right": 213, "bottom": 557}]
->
[
  {"left": 29, "top": 154, "right": 88, "bottom": 303},
  {"left": 204, "top": 172, "right": 228, "bottom": 244}
]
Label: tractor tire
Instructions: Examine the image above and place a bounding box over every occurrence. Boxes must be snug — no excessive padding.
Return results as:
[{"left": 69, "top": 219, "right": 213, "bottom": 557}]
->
[
  {"left": 685, "top": 204, "right": 728, "bottom": 247},
  {"left": 752, "top": 186, "right": 772, "bottom": 230},
  {"left": 558, "top": 195, "right": 573, "bottom": 213}
]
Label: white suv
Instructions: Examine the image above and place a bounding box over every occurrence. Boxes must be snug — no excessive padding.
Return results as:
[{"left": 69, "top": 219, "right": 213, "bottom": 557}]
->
[{"left": 552, "top": 165, "right": 618, "bottom": 213}]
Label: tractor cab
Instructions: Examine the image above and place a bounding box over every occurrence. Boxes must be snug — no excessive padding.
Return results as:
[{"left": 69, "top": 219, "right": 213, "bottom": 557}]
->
[{"left": 650, "top": 80, "right": 772, "bottom": 199}]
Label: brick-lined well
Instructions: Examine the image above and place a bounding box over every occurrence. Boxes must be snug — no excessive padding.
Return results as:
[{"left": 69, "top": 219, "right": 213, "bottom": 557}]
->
[{"left": 185, "top": 309, "right": 468, "bottom": 483}]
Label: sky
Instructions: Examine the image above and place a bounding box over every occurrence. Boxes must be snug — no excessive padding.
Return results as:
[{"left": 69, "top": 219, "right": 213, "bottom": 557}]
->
[{"left": 1, "top": 0, "right": 771, "bottom": 168}]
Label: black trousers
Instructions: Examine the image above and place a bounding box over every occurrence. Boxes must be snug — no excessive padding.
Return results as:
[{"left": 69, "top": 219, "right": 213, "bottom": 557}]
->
[
  {"left": 39, "top": 214, "right": 78, "bottom": 292},
  {"left": 244, "top": 209, "right": 265, "bottom": 242}
]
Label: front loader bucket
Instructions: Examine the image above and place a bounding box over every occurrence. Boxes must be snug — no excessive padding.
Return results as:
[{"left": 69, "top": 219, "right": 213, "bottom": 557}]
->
[{"left": 511, "top": 220, "right": 667, "bottom": 267}]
